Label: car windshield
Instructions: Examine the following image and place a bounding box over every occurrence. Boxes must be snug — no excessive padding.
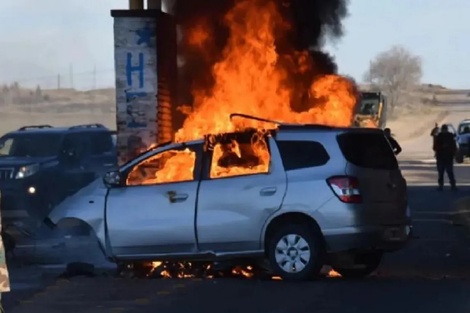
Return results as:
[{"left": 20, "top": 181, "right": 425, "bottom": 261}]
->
[
  {"left": 458, "top": 123, "right": 470, "bottom": 134},
  {"left": 0, "top": 133, "right": 63, "bottom": 157},
  {"left": 357, "top": 98, "right": 380, "bottom": 115}
]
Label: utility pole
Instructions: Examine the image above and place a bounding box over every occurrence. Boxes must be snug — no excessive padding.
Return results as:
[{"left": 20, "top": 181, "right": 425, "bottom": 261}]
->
[
  {"left": 57, "top": 74, "right": 61, "bottom": 90},
  {"left": 69, "top": 63, "right": 74, "bottom": 89},
  {"left": 92, "top": 65, "right": 97, "bottom": 90}
]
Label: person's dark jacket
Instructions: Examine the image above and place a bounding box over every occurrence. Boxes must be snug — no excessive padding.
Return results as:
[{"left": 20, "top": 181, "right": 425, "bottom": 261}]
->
[
  {"left": 433, "top": 132, "right": 457, "bottom": 161},
  {"left": 386, "top": 135, "right": 402, "bottom": 155}
]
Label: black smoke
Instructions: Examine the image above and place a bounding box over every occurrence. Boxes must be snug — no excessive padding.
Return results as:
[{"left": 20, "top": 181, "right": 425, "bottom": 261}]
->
[{"left": 169, "top": 0, "right": 350, "bottom": 112}]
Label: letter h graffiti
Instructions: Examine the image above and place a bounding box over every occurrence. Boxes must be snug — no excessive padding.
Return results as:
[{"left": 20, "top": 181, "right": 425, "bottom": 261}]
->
[{"left": 126, "top": 52, "right": 144, "bottom": 89}]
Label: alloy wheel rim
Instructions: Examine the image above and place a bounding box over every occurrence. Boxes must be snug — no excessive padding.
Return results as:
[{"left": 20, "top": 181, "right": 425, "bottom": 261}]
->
[{"left": 274, "top": 234, "right": 311, "bottom": 273}]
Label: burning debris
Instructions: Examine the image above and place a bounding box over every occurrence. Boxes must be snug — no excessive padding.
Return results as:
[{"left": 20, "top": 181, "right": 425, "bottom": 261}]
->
[
  {"left": 118, "top": 261, "right": 342, "bottom": 280},
  {"left": 119, "top": 261, "right": 276, "bottom": 280}
]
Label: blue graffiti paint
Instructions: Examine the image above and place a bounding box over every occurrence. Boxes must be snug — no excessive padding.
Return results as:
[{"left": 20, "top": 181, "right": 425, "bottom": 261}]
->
[
  {"left": 126, "top": 52, "right": 144, "bottom": 88},
  {"left": 136, "top": 23, "right": 155, "bottom": 47},
  {"left": 125, "top": 91, "right": 147, "bottom": 102}
]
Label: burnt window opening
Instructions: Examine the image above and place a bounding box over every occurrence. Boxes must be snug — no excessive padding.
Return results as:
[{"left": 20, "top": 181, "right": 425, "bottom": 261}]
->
[
  {"left": 208, "top": 131, "right": 271, "bottom": 179},
  {"left": 276, "top": 140, "right": 330, "bottom": 171},
  {"left": 126, "top": 147, "right": 197, "bottom": 186}
]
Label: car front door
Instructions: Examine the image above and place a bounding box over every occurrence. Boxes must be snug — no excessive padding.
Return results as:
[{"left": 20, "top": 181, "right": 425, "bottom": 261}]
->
[
  {"left": 105, "top": 143, "right": 203, "bottom": 259},
  {"left": 196, "top": 133, "right": 287, "bottom": 253}
]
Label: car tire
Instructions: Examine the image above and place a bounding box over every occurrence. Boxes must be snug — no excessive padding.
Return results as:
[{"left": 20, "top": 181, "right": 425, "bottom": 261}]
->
[
  {"left": 268, "top": 224, "right": 325, "bottom": 281},
  {"left": 332, "top": 251, "right": 383, "bottom": 279},
  {"left": 455, "top": 152, "right": 464, "bottom": 164}
]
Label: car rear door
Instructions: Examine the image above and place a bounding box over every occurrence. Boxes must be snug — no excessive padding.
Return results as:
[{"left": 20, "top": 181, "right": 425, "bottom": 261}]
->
[
  {"left": 195, "top": 134, "right": 287, "bottom": 253},
  {"left": 336, "top": 131, "right": 408, "bottom": 225}
]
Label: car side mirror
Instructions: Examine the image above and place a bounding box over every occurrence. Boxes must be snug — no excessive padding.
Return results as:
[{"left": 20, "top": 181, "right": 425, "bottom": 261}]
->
[{"left": 103, "top": 171, "right": 122, "bottom": 187}]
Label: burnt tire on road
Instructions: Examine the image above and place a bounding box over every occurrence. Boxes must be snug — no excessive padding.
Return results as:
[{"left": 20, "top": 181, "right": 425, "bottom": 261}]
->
[
  {"left": 332, "top": 251, "right": 383, "bottom": 279},
  {"left": 268, "top": 224, "right": 325, "bottom": 281}
]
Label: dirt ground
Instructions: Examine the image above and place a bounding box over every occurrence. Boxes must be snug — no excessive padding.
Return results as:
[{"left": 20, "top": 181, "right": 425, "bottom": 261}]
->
[
  {"left": 0, "top": 108, "right": 446, "bottom": 141},
  {"left": 0, "top": 110, "right": 116, "bottom": 135}
]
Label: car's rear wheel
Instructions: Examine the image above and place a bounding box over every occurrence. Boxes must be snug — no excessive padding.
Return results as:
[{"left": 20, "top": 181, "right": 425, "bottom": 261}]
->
[
  {"left": 268, "top": 224, "right": 324, "bottom": 281},
  {"left": 332, "top": 251, "right": 383, "bottom": 279}
]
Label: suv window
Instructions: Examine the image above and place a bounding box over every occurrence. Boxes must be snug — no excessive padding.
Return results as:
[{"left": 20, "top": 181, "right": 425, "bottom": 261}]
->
[
  {"left": 0, "top": 133, "right": 62, "bottom": 157},
  {"left": 276, "top": 140, "right": 329, "bottom": 170},
  {"left": 126, "top": 146, "right": 197, "bottom": 186},
  {"left": 208, "top": 132, "right": 270, "bottom": 179},
  {"left": 337, "top": 132, "right": 398, "bottom": 170},
  {"left": 89, "top": 132, "right": 114, "bottom": 155},
  {"left": 62, "top": 133, "right": 88, "bottom": 153}
]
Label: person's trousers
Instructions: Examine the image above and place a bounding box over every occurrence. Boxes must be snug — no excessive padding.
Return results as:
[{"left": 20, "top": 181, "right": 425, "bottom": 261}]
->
[{"left": 437, "top": 159, "right": 456, "bottom": 187}]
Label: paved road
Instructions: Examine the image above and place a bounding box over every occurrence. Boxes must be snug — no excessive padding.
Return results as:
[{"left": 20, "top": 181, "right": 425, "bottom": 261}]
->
[{"left": 4, "top": 105, "right": 470, "bottom": 313}]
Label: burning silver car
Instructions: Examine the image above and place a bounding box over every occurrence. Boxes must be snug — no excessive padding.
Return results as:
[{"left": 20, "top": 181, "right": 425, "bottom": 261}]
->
[{"left": 48, "top": 120, "right": 411, "bottom": 281}]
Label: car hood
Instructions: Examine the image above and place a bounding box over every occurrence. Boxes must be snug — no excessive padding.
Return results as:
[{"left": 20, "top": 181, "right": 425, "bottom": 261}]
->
[
  {"left": 48, "top": 177, "right": 108, "bottom": 225},
  {"left": 0, "top": 156, "right": 56, "bottom": 167}
]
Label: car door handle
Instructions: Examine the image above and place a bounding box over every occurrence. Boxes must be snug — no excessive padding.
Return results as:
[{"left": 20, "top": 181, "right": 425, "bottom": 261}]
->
[
  {"left": 103, "top": 163, "right": 115, "bottom": 167},
  {"left": 167, "top": 191, "right": 188, "bottom": 203},
  {"left": 260, "top": 187, "right": 277, "bottom": 196}
]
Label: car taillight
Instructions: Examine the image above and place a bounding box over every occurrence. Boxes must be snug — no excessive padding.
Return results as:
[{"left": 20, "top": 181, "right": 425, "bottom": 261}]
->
[{"left": 327, "top": 176, "right": 362, "bottom": 203}]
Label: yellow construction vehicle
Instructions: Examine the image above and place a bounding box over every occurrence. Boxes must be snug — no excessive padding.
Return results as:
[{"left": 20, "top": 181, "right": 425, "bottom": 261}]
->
[{"left": 353, "top": 92, "right": 388, "bottom": 129}]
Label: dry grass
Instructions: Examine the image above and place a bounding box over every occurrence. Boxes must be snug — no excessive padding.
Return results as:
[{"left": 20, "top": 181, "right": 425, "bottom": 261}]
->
[
  {"left": 1, "top": 85, "right": 467, "bottom": 137},
  {"left": 0, "top": 111, "right": 116, "bottom": 135}
]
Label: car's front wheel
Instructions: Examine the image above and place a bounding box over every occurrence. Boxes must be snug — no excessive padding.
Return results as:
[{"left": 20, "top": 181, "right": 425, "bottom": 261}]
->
[
  {"left": 332, "top": 251, "right": 383, "bottom": 279},
  {"left": 268, "top": 224, "right": 325, "bottom": 281}
]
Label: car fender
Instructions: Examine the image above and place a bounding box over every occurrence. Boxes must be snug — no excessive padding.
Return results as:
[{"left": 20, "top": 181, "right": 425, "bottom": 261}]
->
[{"left": 48, "top": 178, "right": 108, "bottom": 247}]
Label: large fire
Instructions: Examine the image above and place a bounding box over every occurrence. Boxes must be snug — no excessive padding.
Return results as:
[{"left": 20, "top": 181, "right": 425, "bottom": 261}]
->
[
  {"left": 175, "top": 0, "right": 357, "bottom": 142},
  {"left": 128, "top": 0, "right": 357, "bottom": 185},
  {"left": 125, "top": 0, "right": 355, "bottom": 279}
]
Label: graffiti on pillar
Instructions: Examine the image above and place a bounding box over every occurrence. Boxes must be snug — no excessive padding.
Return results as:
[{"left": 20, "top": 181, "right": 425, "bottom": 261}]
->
[
  {"left": 125, "top": 24, "right": 155, "bottom": 129},
  {"left": 114, "top": 17, "right": 158, "bottom": 164},
  {"left": 125, "top": 52, "right": 147, "bottom": 128}
]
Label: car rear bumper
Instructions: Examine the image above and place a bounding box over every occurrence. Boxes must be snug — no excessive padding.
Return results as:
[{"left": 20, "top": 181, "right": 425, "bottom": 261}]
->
[{"left": 323, "top": 224, "right": 412, "bottom": 253}]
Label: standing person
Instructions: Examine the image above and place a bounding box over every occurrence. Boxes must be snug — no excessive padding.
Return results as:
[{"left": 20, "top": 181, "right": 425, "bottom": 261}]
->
[
  {"left": 430, "top": 123, "right": 440, "bottom": 138},
  {"left": 433, "top": 124, "right": 458, "bottom": 191},
  {"left": 384, "top": 128, "right": 402, "bottom": 155}
]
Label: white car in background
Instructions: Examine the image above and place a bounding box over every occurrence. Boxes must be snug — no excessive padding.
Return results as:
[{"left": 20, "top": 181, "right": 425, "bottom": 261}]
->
[{"left": 455, "top": 119, "right": 470, "bottom": 163}]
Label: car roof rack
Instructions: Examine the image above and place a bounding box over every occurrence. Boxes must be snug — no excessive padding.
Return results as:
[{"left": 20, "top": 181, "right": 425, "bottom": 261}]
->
[
  {"left": 18, "top": 125, "right": 53, "bottom": 131},
  {"left": 229, "top": 113, "right": 334, "bottom": 130},
  {"left": 68, "top": 123, "right": 107, "bottom": 130}
]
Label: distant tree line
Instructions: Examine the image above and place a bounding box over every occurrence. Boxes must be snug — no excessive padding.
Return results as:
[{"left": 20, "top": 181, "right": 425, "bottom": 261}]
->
[{"left": 0, "top": 82, "right": 50, "bottom": 106}]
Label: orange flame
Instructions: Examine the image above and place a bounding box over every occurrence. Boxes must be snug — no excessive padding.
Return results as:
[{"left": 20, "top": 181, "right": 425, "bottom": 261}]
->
[{"left": 175, "top": 0, "right": 357, "bottom": 142}]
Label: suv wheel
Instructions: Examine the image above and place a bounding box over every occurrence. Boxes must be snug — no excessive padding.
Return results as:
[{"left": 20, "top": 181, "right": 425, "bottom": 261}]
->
[
  {"left": 268, "top": 224, "right": 324, "bottom": 281},
  {"left": 332, "top": 251, "right": 383, "bottom": 279}
]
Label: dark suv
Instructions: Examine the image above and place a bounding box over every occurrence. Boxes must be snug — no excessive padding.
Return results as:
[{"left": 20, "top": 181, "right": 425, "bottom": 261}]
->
[{"left": 0, "top": 124, "right": 117, "bottom": 235}]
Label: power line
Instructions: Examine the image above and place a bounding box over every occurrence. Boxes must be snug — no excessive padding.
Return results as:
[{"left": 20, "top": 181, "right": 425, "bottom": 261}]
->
[{"left": 0, "top": 68, "right": 115, "bottom": 85}]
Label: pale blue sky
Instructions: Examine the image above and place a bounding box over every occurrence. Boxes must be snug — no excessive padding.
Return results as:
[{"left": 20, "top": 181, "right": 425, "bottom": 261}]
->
[{"left": 0, "top": 0, "right": 468, "bottom": 89}]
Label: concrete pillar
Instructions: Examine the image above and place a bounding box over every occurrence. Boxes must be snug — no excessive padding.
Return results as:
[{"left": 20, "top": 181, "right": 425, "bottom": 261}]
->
[
  {"left": 129, "top": 0, "right": 144, "bottom": 10},
  {"left": 111, "top": 9, "right": 177, "bottom": 165}
]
